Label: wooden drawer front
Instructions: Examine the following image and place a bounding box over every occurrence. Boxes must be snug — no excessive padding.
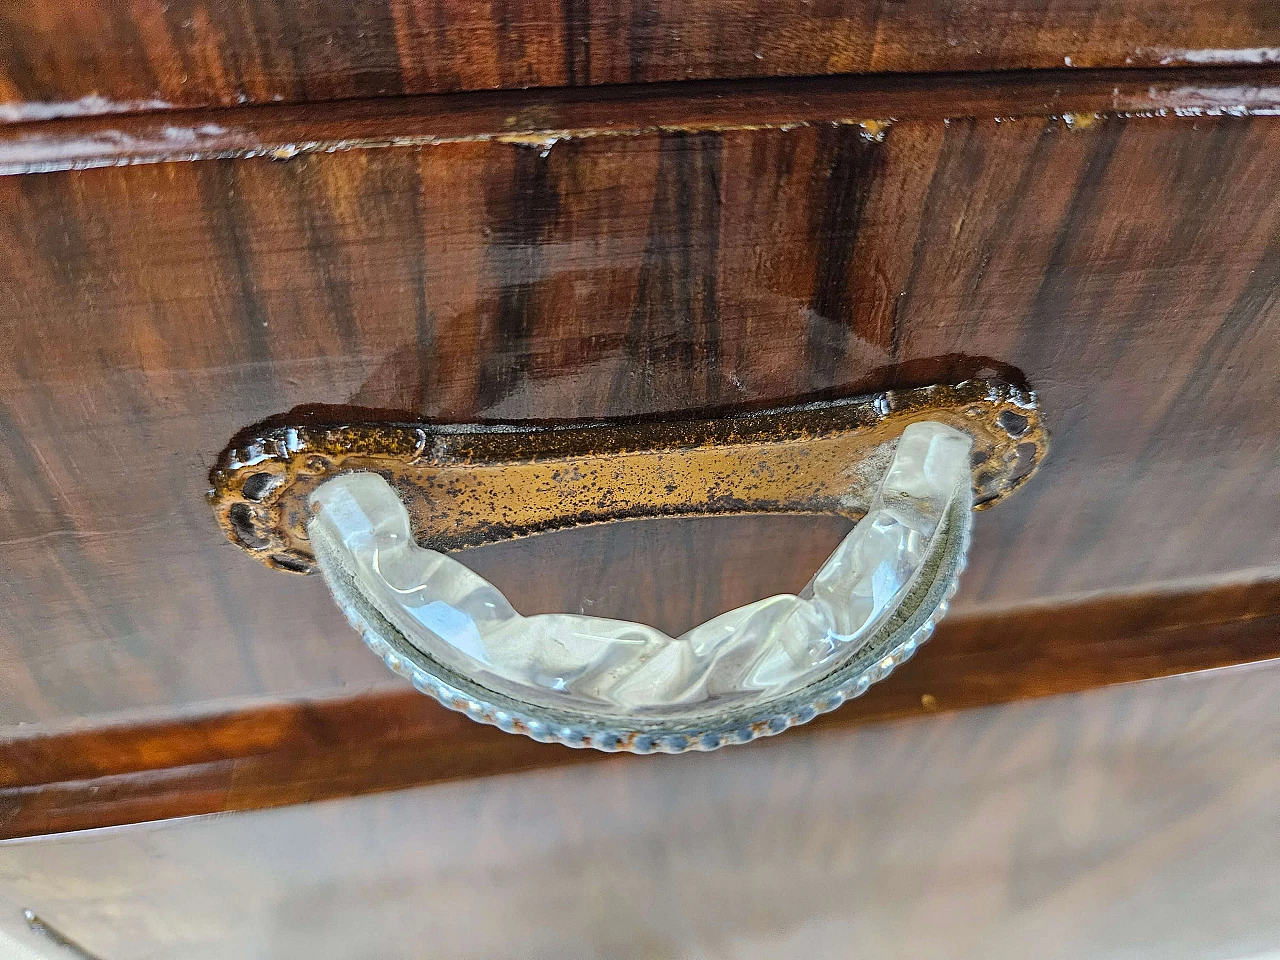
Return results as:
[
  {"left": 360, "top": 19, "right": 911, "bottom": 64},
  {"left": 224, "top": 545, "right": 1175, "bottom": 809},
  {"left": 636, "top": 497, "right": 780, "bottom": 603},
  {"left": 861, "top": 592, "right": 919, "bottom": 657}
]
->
[
  {"left": 2, "top": 0, "right": 1279, "bottom": 117},
  {"left": 2, "top": 663, "right": 1278, "bottom": 959},
  {"left": 2, "top": 78, "right": 1279, "bottom": 736}
]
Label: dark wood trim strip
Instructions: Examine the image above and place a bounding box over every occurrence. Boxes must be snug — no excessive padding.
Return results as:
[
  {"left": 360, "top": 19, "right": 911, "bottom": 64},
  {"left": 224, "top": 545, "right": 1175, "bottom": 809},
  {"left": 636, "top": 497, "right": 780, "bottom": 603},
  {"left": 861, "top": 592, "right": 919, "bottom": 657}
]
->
[
  {"left": 5, "top": 0, "right": 1279, "bottom": 118},
  {"left": 2, "top": 579, "right": 1278, "bottom": 840},
  {"left": 4, "top": 67, "right": 1280, "bottom": 177}
]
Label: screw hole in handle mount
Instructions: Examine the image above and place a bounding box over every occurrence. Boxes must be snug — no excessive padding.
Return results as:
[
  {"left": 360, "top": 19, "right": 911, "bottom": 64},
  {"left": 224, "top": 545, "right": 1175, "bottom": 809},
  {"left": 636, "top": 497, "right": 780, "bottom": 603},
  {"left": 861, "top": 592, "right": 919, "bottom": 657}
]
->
[{"left": 208, "top": 379, "right": 1047, "bottom": 752}]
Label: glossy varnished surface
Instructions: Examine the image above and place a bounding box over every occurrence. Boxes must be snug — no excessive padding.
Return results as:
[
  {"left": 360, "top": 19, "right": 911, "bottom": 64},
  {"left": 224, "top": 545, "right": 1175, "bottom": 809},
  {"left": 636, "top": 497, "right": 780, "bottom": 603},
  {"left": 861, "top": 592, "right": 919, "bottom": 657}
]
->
[
  {"left": 1, "top": 581, "right": 1277, "bottom": 839},
  {"left": 3, "top": 0, "right": 1280, "bottom": 119},
  {"left": 6, "top": 68, "right": 1280, "bottom": 176},
  {"left": 2, "top": 77, "right": 1280, "bottom": 730},
  {"left": 2, "top": 662, "right": 1278, "bottom": 959}
]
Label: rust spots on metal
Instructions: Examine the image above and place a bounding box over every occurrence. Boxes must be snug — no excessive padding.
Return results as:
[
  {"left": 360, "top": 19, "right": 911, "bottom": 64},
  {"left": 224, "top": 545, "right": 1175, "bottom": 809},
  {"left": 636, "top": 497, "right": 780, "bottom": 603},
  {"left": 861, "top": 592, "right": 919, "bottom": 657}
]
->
[{"left": 208, "top": 379, "right": 1047, "bottom": 575}]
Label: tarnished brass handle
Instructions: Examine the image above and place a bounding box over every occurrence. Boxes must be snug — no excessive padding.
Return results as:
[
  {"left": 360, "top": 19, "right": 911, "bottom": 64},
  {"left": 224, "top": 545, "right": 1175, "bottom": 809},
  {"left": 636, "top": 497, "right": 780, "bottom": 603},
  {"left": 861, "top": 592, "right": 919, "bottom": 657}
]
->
[
  {"left": 209, "top": 379, "right": 1045, "bottom": 752},
  {"left": 209, "top": 380, "right": 1043, "bottom": 574}
]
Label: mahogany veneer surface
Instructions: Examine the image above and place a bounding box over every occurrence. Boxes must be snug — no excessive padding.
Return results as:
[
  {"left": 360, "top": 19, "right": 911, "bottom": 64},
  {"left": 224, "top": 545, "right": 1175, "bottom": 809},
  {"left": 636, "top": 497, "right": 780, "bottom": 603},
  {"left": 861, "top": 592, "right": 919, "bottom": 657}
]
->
[
  {"left": 2, "top": 0, "right": 1280, "bottom": 119},
  {"left": 0, "top": 582, "right": 1277, "bottom": 839},
  {"left": 2, "top": 661, "right": 1278, "bottom": 960},
  {"left": 2, "top": 72, "right": 1280, "bottom": 732}
]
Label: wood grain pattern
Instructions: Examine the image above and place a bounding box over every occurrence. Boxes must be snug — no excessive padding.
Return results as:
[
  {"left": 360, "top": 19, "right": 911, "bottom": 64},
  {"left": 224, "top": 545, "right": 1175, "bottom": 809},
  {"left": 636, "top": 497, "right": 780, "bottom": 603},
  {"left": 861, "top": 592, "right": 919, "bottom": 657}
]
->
[
  {"left": 2, "top": 0, "right": 1280, "bottom": 119},
  {"left": 2, "top": 72, "right": 1280, "bottom": 733},
  {"left": 1, "top": 580, "right": 1277, "bottom": 839},
  {"left": 2, "top": 660, "right": 1278, "bottom": 960}
]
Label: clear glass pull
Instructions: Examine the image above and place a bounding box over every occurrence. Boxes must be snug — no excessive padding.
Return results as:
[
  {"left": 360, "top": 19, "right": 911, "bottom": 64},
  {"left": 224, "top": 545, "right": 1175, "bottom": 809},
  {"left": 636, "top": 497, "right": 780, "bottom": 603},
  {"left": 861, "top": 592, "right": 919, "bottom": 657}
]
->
[{"left": 308, "top": 421, "right": 974, "bottom": 751}]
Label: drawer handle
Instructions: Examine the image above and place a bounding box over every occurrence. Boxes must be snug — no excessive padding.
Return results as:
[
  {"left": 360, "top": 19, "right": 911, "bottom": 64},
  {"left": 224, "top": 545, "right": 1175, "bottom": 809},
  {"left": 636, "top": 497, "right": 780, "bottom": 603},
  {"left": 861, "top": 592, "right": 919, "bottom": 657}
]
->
[
  {"left": 309, "top": 421, "right": 971, "bottom": 752},
  {"left": 209, "top": 379, "right": 1044, "bottom": 751}
]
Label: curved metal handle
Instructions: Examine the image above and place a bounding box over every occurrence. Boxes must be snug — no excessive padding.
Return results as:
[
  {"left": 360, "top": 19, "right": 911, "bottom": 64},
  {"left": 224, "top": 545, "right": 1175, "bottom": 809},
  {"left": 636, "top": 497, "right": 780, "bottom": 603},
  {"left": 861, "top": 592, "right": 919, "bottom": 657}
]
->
[
  {"left": 307, "top": 421, "right": 974, "bottom": 752},
  {"left": 208, "top": 379, "right": 1042, "bottom": 575}
]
